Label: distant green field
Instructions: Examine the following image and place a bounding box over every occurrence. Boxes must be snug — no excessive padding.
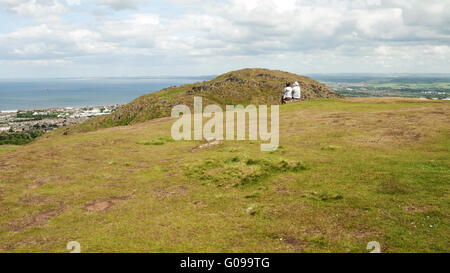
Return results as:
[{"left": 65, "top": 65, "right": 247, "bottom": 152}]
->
[
  {"left": 328, "top": 81, "right": 450, "bottom": 99},
  {"left": 371, "top": 82, "right": 450, "bottom": 90},
  {"left": 0, "top": 145, "right": 20, "bottom": 153},
  {"left": 314, "top": 75, "right": 450, "bottom": 99}
]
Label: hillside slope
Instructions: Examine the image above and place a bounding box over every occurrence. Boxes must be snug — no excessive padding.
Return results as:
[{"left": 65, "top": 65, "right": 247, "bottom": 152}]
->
[
  {"left": 61, "top": 68, "right": 340, "bottom": 134},
  {"left": 0, "top": 98, "right": 448, "bottom": 253}
]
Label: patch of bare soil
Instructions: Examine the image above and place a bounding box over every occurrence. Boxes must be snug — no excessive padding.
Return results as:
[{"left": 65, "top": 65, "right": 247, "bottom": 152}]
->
[
  {"left": 85, "top": 195, "right": 132, "bottom": 212},
  {"left": 275, "top": 185, "right": 294, "bottom": 196},
  {"left": 193, "top": 201, "right": 207, "bottom": 209},
  {"left": 381, "top": 129, "right": 422, "bottom": 142},
  {"left": 348, "top": 229, "right": 373, "bottom": 239},
  {"left": 0, "top": 160, "right": 17, "bottom": 169},
  {"left": 159, "top": 158, "right": 184, "bottom": 169},
  {"left": 413, "top": 133, "right": 422, "bottom": 140},
  {"left": 404, "top": 205, "right": 426, "bottom": 212},
  {"left": 9, "top": 203, "right": 65, "bottom": 231},
  {"left": 152, "top": 186, "right": 188, "bottom": 200},
  {"left": 383, "top": 130, "right": 405, "bottom": 137},
  {"left": 27, "top": 184, "right": 42, "bottom": 189},
  {"left": 43, "top": 152, "right": 58, "bottom": 158},
  {"left": 192, "top": 140, "right": 223, "bottom": 151},
  {"left": 321, "top": 113, "right": 350, "bottom": 119},
  {"left": 0, "top": 242, "right": 16, "bottom": 252},
  {"left": 19, "top": 194, "right": 50, "bottom": 204},
  {"left": 27, "top": 175, "right": 72, "bottom": 189},
  {"left": 283, "top": 236, "right": 307, "bottom": 251},
  {"left": 125, "top": 162, "right": 149, "bottom": 170},
  {"left": 164, "top": 171, "right": 177, "bottom": 177},
  {"left": 32, "top": 209, "right": 61, "bottom": 226},
  {"left": 0, "top": 161, "right": 10, "bottom": 168}
]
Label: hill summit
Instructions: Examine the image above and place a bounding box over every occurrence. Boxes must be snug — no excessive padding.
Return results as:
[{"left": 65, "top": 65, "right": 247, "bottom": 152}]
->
[{"left": 62, "top": 68, "right": 340, "bottom": 134}]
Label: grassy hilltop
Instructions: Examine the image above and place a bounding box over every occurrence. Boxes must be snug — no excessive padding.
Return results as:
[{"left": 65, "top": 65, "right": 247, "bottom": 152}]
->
[
  {"left": 60, "top": 68, "right": 340, "bottom": 134},
  {"left": 0, "top": 96, "right": 449, "bottom": 252}
]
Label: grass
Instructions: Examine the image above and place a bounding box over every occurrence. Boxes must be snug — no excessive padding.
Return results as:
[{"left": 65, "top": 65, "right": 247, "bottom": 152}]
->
[
  {"left": 136, "top": 137, "right": 175, "bottom": 146},
  {"left": 185, "top": 157, "right": 306, "bottom": 187},
  {"left": 0, "top": 145, "right": 20, "bottom": 154},
  {"left": 0, "top": 98, "right": 448, "bottom": 253}
]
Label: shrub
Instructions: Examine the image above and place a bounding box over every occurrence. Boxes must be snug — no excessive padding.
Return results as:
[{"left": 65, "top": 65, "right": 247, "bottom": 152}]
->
[{"left": 0, "top": 131, "right": 43, "bottom": 145}]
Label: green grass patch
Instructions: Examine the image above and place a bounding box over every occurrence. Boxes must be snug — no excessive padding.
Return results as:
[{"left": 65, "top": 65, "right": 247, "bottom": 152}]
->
[
  {"left": 0, "top": 145, "right": 20, "bottom": 153},
  {"left": 137, "top": 137, "right": 175, "bottom": 146},
  {"left": 185, "top": 157, "right": 308, "bottom": 187}
]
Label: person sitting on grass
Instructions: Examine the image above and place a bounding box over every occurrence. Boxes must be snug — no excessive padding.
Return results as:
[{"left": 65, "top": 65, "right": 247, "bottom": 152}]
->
[
  {"left": 282, "top": 82, "right": 293, "bottom": 104},
  {"left": 292, "top": 81, "right": 301, "bottom": 101}
]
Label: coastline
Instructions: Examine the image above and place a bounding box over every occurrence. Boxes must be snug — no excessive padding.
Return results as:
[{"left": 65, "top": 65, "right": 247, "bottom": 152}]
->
[
  {"left": 1, "top": 104, "right": 122, "bottom": 113},
  {"left": 0, "top": 104, "right": 122, "bottom": 134},
  {"left": 0, "top": 77, "right": 212, "bottom": 112}
]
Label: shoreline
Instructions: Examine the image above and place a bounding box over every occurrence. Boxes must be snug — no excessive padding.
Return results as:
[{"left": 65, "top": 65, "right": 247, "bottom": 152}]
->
[
  {"left": 0, "top": 104, "right": 122, "bottom": 134},
  {"left": 1, "top": 103, "right": 123, "bottom": 113}
]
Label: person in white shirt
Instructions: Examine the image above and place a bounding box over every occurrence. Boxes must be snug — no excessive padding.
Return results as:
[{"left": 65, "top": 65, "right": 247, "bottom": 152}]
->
[
  {"left": 282, "top": 82, "right": 293, "bottom": 104},
  {"left": 292, "top": 81, "right": 301, "bottom": 101}
]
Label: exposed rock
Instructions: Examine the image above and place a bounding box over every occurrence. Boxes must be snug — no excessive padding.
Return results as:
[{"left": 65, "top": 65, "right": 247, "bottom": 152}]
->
[{"left": 192, "top": 140, "right": 223, "bottom": 151}]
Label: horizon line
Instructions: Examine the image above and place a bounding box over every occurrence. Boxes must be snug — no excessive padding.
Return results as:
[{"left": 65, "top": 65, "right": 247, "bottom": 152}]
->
[{"left": 1, "top": 72, "right": 450, "bottom": 80}]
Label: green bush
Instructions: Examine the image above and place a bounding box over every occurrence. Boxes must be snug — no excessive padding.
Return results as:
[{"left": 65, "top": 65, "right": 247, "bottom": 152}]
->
[
  {"left": 16, "top": 111, "right": 58, "bottom": 120},
  {"left": 0, "top": 131, "right": 44, "bottom": 145}
]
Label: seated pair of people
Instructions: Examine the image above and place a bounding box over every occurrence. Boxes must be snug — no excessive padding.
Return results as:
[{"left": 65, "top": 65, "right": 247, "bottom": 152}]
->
[{"left": 283, "top": 82, "right": 301, "bottom": 103}]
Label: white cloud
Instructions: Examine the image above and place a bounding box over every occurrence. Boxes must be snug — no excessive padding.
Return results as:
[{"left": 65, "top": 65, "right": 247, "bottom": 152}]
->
[
  {"left": 0, "top": 0, "right": 67, "bottom": 17},
  {"left": 0, "top": 0, "right": 448, "bottom": 76},
  {"left": 0, "top": 22, "right": 117, "bottom": 61},
  {"left": 66, "top": 0, "right": 80, "bottom": 6},
  {"left": 96, "top": 0, "right": 146, "bottom": 10},
  {"left": 382, "top": 0, "right": 450, "bottom": 26}
]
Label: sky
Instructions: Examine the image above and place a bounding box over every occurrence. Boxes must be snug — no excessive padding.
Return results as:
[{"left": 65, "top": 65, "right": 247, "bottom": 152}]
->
[{"left": 0, "top": 0, "right": 449, "bottom": 78}]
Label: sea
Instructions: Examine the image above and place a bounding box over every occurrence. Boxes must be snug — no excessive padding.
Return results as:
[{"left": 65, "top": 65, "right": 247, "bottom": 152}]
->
[{"left": 0, "top": 76, "right": 214, "bottom": 111}]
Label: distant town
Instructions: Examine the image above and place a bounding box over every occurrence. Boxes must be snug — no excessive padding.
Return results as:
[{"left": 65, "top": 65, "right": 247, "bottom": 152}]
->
[
  {"left": 0, "top": 104, "right": 121, "bottom": 134},
  {"left": 309, "top": 74, "right": 450, "bottom": 100},
  {"left": 327, "top": 81, "right": 450, "bottom": 99}
]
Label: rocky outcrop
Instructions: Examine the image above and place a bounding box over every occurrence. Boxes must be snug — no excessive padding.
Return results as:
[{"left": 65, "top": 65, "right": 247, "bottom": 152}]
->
[{"left": 186, "top": 68, "right": 341, "bottom": 104}]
